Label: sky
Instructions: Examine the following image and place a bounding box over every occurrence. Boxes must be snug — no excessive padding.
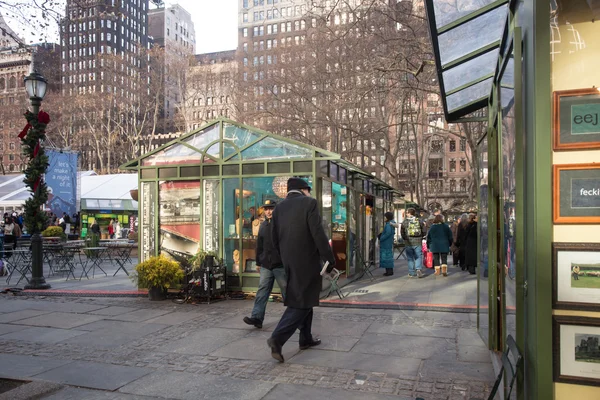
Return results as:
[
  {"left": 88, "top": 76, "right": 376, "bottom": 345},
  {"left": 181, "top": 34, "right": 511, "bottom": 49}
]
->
[{"left": 4, "top": 0, "right": 239, "bottom": 55}]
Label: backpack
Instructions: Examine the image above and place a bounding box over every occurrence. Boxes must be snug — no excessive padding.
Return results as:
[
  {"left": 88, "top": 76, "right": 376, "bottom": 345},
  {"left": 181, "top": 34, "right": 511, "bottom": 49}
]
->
[{"left": 406, "top": 218, "right": 422, "bottom": 237}]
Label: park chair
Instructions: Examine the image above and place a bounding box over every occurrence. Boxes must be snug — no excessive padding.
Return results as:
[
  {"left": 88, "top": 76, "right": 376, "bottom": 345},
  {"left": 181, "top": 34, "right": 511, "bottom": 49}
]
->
[
  {"left": 488, "top": 334, "right": 522, "bottom": 400},
  {"left": 323, "top": 268, "right": 345, "bottom": 299},
  {"left": 354, "top": 244, "right": 375, "bottom": 281}
]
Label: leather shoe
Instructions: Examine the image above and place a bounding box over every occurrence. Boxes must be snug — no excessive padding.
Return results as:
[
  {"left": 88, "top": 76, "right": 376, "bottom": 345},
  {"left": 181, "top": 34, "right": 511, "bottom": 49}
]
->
[
  {"left": 299, "top": 338, "right": 321, "bottom": 350},
  {"left": 267, "top": 338, "right": 284, "bottom": 362},
  {"left": 243, "top": 317, "right": 263, "bottom": 329}
]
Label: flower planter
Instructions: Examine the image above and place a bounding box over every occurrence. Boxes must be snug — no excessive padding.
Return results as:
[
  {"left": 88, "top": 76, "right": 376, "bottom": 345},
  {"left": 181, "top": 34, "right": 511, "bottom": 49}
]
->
[{"left": 148, "top": 286, "right": 166, "bottom": 301}]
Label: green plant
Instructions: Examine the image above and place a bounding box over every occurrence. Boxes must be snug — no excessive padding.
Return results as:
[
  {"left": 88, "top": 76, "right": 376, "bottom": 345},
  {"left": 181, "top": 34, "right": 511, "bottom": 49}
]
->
[
  {"left": 189, "top": 249, "right": 221, "bottom": 272},
  {"left": 132, "top": 254, "right": 184, "bottom": 289},
  {"left": 41, "top": 226, "right": 65, "bottom": 239}
]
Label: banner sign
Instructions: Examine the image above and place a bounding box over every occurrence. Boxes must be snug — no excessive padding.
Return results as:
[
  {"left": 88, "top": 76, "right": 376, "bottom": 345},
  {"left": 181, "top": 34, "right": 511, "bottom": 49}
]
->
[{"left": 45, "top": 150, "right": 78, "bottom": 218}]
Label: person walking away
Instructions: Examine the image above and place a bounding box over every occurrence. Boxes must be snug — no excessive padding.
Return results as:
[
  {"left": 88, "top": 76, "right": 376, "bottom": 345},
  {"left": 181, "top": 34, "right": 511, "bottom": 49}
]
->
[
  {"left": 401, "top": 208, "right": 426, "bottom": 278},
  {"left": 464, "top": 213, "right": 478, "bottom": 274},
  {"left": 108, "top": 219, "right": 115, "bottom": 239},
  {"left": 243, "top": 200, "right": 287, "bottom": 329},
  {"left": 3, "top": 217, "right": 15, "bottom": 252},
  {"left": 450, "top": 217, "right": 459, "bottom": 266},
  {"left": 426, "top": 215, "right": 454, "bottom": 276},
  {"left": 379, "top": 212, "right": 397, "bottom": 276},
  {"left": 267, "top": 178, "right": 336, "bottom": 363},
  {"left": 456, "top": 213, "right": 469, "bottom": 271}
]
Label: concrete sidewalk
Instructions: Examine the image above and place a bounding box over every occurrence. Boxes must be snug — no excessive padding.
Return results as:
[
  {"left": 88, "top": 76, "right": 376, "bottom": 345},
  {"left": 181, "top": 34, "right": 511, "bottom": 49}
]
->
[{"left": 0, "top": 295, "right": 494, "bottom": 399}]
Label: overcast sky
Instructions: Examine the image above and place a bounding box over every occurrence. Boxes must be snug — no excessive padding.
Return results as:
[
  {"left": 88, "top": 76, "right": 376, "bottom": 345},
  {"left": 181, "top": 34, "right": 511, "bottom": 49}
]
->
[{"left": 4, "top": 0, "right": 239, "bottom": 55}]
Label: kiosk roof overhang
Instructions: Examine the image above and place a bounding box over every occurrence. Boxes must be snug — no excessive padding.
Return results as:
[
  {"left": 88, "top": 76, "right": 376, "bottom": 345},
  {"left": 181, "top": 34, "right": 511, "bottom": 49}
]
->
[{"left": 425, "top": 0, "right": 509, "bottom": 122}]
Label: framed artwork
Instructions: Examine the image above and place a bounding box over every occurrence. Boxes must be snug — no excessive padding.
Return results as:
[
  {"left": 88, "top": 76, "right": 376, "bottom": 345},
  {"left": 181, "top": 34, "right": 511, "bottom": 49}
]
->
[
  {"left": 553, "top": 243, "right": 600, "bottom": 311},
  {"left": 553, "top": 316, "right": 600, "bottom": 387},
  {"left": 553, "top": 164, "right": 600, "bottom": 224},
  {"left": 553, "top": 88, "right": 600, "bottom": 151}
]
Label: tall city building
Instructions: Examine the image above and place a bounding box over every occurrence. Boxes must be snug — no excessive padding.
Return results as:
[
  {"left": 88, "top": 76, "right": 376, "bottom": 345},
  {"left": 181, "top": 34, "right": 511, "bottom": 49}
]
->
[
  {"left": 185, "top": 50, "right": 237, "bottom": 131},
  {"left": 148, "top": 3, "right": 196, "bottom": 125},
  {"left": 60, "top": 0, "right": 149, "bottom": 97}
]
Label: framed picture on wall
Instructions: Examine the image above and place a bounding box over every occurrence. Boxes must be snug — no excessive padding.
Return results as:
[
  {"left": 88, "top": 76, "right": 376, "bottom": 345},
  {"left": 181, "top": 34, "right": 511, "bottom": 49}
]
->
[
  {"left": 553, "top": 88, "right": 600, "bottom": 151},
  {"left": 553, "top": 243, "right": 600, "bottom": 311},
  {"left": 553, "top": 316, "right": 600, "bottom": 387},
  {"left": 553, "top": 164, "right": 600, "bottom": 224}
]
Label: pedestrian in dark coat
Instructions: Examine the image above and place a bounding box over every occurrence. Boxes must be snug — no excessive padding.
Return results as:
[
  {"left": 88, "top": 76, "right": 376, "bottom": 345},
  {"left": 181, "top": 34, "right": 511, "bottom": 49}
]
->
[
  {"left": 379, "top": 212, "right": 397, "bottom": 276},
  {"left": 426, "top": 215, "right": 453, "bottom": 276},
  {"left": 267, "top": 177, "right": 336, "bottom": 363},
  {"left": 456, "top": 213, "right": 469, "bottom": 270},
  {"left": 464, "top": 214, "right": 478, "bottom": 274}
]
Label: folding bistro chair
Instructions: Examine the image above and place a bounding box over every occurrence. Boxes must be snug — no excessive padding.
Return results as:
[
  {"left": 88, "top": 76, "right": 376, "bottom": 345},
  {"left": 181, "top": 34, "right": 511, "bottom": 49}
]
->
[
  {"left": 323, "top": 268, "right": 345, "bottom": 299},
  {"left": 488, "top": 334, "right": 522, "bottom": 400},
  {"left": 354, "top": 244, "right": 375, "bottom": 281}
]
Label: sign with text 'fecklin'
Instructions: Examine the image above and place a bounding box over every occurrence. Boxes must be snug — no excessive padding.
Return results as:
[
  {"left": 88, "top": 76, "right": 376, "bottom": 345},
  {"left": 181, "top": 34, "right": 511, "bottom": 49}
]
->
[
  {"left": 554, "top": 164, "right": 600, "bottom": 224},
  {"left": 553, "top": 88, "right": 600, "bottom": 151},
  {"left": 45, "top": 150, "right": 78, "bottom": 218}
]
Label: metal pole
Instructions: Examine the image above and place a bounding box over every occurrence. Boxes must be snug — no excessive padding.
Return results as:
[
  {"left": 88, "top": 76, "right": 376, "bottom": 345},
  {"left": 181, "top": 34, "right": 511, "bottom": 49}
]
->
[{"left": 24, "top": 96, "right": 50, "bottom": 290}]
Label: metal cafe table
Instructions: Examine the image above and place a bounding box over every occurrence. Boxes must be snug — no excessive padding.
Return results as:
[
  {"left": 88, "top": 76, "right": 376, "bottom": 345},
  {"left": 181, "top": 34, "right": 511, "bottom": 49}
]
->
[
  {"left": 100, "top": 242, "right": 136, "bottom": 276},
  {"left": 43, "top": 242, "right": 84, "bottom": 281},
  {"left": 80, "top": 247, "right": 108, "bottom": 280},
  {"left": 4, "top": 249, "right": 32, "bottom": 285}
]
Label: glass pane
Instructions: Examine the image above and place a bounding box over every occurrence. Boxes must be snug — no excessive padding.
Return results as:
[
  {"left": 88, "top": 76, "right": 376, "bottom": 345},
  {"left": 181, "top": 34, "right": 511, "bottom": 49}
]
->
[
  {"left": 447, "top": 77, "right": 493, "bottom": 112},
  {"left": 501, "top": 59, "right": 517, "bottom": 348},
  {"left": 184, "top": 123, "right": 220, "bottom": 151},
  {"left": 223, "top": 142, "right": 237, "bottom": 159},
  {"left": 321, "top": 180, "right": 332, "bottom": 237},
  {"left": 442, "top": 49, "right": 498, "bottom": 92},
  {"left": 158, "top": 181, "right": 201, "bottom": 261},
  {"left": 438, "top": 5, "right": 507, "bottom": 66},
  {"left": 241, "top": 137, "right": 313, "bottom": 160},
  {"left": 223, "top": 123, "right": 262, "bottom": 148},
  {"left": 141, "top": 143, "right": 202, "bottom": 166},
  {"left": 207, "top": 143, "right": 221, "bottom": 159},
  {"left": 332, "top": 182, "right": 348, "bottom": 274},
  {"left": 223, "top": 178, "right": 241, "bottom": 273},
  {"left": 203, "top": 180, "right": 220, "bottom": 252},
  {"left": 140, "top": 182, "right": 156, "bottom": 261},
  {"left": 478, "top": 137, "right": 489, "bottom": 347},
  {"left": 348, "top": 188, "right": 357, "bottom": 276},
  {"left": 433, "top": 0, "right": 497, "bottom": 29}
]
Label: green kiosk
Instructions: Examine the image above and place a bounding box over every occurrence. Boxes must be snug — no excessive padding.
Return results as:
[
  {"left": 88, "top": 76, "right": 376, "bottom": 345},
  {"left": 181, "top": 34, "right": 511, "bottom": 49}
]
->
[{"left": 121, "top": 118, "right": 399, "bottom": 293}]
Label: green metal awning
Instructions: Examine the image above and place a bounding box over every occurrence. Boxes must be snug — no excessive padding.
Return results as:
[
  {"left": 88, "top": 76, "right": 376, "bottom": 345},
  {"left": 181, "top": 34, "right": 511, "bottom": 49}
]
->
[
  {"left": 81, "top": 199, "right": 137, "bottom": 211},
  {"left": 425, "top": 0, "right": 509, "bottom": 122}
]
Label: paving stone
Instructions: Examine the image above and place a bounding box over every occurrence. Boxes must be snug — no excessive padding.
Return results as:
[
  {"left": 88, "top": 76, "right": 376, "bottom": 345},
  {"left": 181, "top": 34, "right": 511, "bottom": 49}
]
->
[
  {"left": 0, "top": 354, "right": 72, "bottom": 378},
  {"left": 351, "top": 333, "right": 455, "bottom": 359},
  {"left": 119, "top": 370, "right": 275, "bottom": 399},
  {"left": 0, "top": 309, "right": 48, "bottom": 323},
  {"left": 0, "top": 323, "right": 29, "bottom": 336},
  {"left": 42, "top": 387, "right": 163, "bottom": 399},
  {"left": 458, "top": 345, "right": 491, "bottom": 363},
  {"left": 367, "top": 322, "right": 456, "bottom": 338},
  {"left": 34, "top": 360, "right": 151, "bottom": 391},
  {"left": 210, "top": 336, "right": 301, "bottom": 361},
  {"left": 105, "top": 308, "right": 172, "bottom": 322},
  {"left": 421, "top": 360, "right": 495, "bottom": 382},
  {"left": 157, "top": 327, "right": 248, "bottom": 355},
  {"left": 0, "top": 326, "right": 88, "bottom": 344},
  {"left": 87, "top": 306, "right": 140, "bottom": 316},
  {"left": 15, "top": 312, "right": 104, "bottom": 329}
]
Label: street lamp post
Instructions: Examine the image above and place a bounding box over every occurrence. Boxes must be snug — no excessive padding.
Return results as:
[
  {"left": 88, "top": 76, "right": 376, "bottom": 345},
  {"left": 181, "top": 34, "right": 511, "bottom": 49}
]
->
[{"left": 23, "top": 70, "right": 50, "bottom": 290}]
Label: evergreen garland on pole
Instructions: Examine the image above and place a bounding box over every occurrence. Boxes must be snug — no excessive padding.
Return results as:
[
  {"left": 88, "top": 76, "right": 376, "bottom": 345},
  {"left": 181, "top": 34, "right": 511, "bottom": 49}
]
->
[{"left": 18, "top": 110, "right": 50, "bottom": 234}]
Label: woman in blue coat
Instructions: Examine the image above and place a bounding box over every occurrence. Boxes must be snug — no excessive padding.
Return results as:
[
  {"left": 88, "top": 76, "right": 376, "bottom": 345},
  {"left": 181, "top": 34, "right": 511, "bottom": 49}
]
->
[
  {"left": 426, "top": 214, "right": 454, "bottom": 276},
  {"left": 379, "top": 212, "right": 397, "bottom": 276}
]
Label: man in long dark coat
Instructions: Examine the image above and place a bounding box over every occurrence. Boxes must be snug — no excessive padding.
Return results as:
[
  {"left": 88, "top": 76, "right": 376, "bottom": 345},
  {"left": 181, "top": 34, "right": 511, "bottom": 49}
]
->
[{"left": 267, "top": 177, "right": 336, "bottom": 362}]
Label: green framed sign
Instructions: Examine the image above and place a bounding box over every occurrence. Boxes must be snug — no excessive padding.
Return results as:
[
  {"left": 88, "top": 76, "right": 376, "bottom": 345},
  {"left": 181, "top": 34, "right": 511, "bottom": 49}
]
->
[{"left": 553, "top": 88, "right": 600, "bottom": 151}]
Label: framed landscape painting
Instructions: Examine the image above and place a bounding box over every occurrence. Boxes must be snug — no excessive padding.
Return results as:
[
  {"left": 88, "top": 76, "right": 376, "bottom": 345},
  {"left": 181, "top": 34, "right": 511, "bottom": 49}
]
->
[
  {"left": 553, "top": 316, "right": 600, "bottom": 387},
  {"left": 553, "top": 243, "right": 600, "bottom": 311}
]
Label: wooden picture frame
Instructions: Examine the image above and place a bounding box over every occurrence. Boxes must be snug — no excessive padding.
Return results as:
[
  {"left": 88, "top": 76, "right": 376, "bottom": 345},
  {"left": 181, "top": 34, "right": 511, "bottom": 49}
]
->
[
  {"left": 553, "top": 163, "right": 600, "bottom": 224},
  {"left": 553, "top": 88, "right": 600, "bottom": 151},
  {"left": 553, "top": 316, "right": 600, "bottom": 387},
  {"left": 553, "top": 243, "right": 600, "bottom": 311}
]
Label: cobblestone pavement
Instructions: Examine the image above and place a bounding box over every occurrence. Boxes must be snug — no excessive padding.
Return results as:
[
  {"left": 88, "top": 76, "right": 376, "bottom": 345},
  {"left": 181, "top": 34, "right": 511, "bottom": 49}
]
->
[{"left": 0, "top": 296, "right": 493, "bottom": 399}]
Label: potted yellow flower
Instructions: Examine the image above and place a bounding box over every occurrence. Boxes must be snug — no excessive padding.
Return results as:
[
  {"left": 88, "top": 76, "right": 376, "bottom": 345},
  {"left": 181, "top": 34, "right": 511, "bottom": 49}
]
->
[{"left": 132, "top": 255, "right": 184, "bottom": 301}]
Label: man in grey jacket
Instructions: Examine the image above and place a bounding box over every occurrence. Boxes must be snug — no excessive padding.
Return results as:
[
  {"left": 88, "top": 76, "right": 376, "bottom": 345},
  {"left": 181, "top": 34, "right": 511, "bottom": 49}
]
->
[{"left": 401, "top": 208, "right": 426, "bottom": 278}]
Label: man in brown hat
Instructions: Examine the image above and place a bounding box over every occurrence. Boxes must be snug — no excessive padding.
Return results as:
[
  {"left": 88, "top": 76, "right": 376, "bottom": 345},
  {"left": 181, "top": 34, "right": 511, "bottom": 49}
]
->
[
  {"left": 243, "top": 200, "right": 286, "bottom": 329},
  {"left": 267, "top": 177, "right": 336, "bottom": 362}
]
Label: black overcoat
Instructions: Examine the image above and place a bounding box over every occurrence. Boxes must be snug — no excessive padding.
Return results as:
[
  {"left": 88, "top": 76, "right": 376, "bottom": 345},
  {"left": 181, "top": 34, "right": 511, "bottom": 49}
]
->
[
  {"left": 464, "top": 221, "right": 478, "bottom": 267},
  {"left": 272, "top": 192, "right": 335, "bottom": 308}
]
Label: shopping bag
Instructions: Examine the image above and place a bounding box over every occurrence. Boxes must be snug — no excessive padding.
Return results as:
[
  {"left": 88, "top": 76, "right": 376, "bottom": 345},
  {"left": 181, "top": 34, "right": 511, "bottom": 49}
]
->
[
  {"left": 425, "top": 251, "right": 434, "bottom": 269},
  {"left": 421, "top": 239, "right": 428, "bottom": 254}
]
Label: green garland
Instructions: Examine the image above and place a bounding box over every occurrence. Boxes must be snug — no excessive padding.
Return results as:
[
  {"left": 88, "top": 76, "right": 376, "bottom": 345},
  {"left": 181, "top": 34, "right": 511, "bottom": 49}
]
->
[{"left": 19, "top": 110, "right": 50, "bottom": 234}]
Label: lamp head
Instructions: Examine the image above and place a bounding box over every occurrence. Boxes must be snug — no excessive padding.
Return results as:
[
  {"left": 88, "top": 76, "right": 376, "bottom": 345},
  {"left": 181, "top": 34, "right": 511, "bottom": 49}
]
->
[{"left": 24, "top": 71, "right": 48, "bottom": 100}]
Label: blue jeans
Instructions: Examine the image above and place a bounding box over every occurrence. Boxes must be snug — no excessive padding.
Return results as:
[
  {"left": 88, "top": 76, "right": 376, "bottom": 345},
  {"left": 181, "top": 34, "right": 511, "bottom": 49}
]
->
[
  {"left": 251, "top": 267, "right": 287, "bottom": 322},
  {"left": 405, "top": 245, "right": 423, "bottom": 276}
]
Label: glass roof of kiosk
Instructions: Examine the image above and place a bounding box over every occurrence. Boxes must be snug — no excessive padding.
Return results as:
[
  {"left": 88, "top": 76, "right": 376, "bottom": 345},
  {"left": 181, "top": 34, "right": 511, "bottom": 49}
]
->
[
  {"left": 425, "top": 0, "right": 508, "bottom": 122},
  {"left": 121, "top": 118, "right": 341, "bottom": 169}
]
